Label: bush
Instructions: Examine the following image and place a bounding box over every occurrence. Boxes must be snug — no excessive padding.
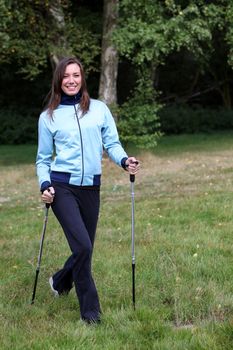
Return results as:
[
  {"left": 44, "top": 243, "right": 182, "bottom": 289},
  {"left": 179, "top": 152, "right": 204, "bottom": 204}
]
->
[
  {"left": 159, "top": 105, "right": 233, "bottom": 134},
  {"left": 0, "top": 108, "right": 39, "bottom": 144},
  {"left": 3, "top": 103, "right": 232, "bottom": 146},
  {"left": 117, "top": 101, "right": 161, "bottom": 149},
  {"left": 117, "top": 78, "right": 162, "bottom": 149}
]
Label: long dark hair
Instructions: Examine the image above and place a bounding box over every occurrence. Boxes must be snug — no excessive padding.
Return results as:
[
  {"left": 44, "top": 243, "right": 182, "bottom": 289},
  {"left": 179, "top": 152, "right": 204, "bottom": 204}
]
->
[{"left": 44, "top": 57, "right": 90, "bottom": 117}]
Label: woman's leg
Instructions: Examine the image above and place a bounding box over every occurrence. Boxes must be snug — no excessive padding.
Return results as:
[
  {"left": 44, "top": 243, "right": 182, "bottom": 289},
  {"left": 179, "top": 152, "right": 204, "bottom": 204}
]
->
[
  {"left": 73, "top": 187, "right": 101, "bottom": 321},
  {"left": 51, "top": 182, "right": 101, "bottom": 321}
]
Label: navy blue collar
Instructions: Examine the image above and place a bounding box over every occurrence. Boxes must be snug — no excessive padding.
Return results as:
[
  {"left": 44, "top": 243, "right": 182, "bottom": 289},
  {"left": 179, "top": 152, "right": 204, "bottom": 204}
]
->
[{"left": 60, "top": 91, "right": 82, "bottom": 105}]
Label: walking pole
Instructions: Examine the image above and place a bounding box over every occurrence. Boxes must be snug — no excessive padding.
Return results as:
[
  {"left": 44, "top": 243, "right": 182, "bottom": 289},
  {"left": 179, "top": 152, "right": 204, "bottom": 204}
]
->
[
  {"left": 31, "top": 203, "right": 50, "bottom": 305},
  {"left": 130, "top": 173, "right": 136, "bottom": 310}
]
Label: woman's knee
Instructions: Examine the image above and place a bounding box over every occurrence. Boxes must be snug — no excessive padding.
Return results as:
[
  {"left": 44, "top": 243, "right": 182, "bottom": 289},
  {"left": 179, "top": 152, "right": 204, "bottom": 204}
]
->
[{"left": 74, "top": 240, "right": 92, "bottom": 260}]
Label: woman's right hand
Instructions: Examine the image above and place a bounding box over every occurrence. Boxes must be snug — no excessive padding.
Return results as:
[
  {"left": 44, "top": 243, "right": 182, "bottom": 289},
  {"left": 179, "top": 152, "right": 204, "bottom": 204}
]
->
[{"left": 41, "top": 186, "right": 55, "bottom": 205}]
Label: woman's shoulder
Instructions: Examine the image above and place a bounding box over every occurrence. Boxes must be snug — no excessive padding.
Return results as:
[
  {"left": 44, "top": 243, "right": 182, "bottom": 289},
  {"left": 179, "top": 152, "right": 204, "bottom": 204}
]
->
[
  {"left": 40, "top": 105, "right": 70, "bottom": 119},
  {"left": 39, "top": 109, "right": 49, "bottom": 120},
  {"left": 89, "top": 98, "right": 110, "bottom": 112},
  {"left": 90, "top": 98, "right": 105, "bottom": 106}
]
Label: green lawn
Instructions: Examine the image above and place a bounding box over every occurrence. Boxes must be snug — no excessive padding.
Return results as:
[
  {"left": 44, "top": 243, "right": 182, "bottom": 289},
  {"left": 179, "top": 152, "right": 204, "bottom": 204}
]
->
[{"left": 0, "top": 133, "right": 233, "bottom": 349}]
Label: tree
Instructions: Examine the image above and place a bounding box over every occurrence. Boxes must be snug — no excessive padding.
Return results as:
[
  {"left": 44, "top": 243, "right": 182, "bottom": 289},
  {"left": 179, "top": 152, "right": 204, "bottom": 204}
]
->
[
  {"left": 0, "top": 0, "right": 100, "bottom": 78},
  {"left": 114, "top": 1, "right": 214, "bottom": 82},
  {"left": 48, "top": 0, "right": 72, "bottom": 70},
  {"left": 113, "top": 0, "right": 233, "bottom": 109},
  {"left": 98, "top": 0, "right": 119, "bottom": 107}
]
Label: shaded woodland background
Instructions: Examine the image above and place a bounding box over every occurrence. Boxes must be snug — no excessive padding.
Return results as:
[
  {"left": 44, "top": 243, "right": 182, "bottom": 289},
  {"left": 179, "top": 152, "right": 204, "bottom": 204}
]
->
[{"left": 0, "top": 0, "right": 233, "bottom": 146}]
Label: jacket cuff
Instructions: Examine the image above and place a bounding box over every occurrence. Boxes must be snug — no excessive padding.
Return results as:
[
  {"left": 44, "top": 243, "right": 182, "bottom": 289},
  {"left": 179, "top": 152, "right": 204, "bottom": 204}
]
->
[
  {"left": 40, "top": 181, "right": 51, "bottom": 193},
  {"left": 121, "top": 157, "right": 128, "bottom": 170}
]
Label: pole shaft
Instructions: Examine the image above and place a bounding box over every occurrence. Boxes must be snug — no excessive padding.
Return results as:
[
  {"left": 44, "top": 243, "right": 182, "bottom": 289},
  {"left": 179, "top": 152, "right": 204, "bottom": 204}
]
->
[
  {"left": 31, "top": 269, "right": 39, "bottom": 304},
  {"left": 130, "top": 178, "right": 136, "bottom": 309},
  {"left": 132, "top": 263, "right": 135, "bottom": 310},
  {"left": 131, "top": 181, "right": 135, "bottom": 262},
  {"left": 36, "top": 207, "right": 49, "bottom": 269},
  {"left": 31, "top": 206, "right": 49, "bottom": 305}
]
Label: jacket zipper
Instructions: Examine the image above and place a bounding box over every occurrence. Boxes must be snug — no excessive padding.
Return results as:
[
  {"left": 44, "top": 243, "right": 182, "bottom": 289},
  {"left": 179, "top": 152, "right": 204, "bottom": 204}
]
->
[{"left": 74, "top": 105, "right": 84, "bottom": 185}]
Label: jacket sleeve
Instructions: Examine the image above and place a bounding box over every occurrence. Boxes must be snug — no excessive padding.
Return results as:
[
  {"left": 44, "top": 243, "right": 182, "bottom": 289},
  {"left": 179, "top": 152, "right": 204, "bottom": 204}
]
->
[
  {"left": 36, "top": 113, "right": 54, "bottom": 189},
  {"left": 101, "top": 104, "right": 128, "bottom": 166}
]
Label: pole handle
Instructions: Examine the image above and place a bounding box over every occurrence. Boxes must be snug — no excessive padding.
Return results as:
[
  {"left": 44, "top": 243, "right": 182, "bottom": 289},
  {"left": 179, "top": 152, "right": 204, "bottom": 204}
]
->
[
  {"left": 45, "top": 188, "right": 53, "bottom": 208},
  {"left": 130, "top": 174, "right": 135, "bottom": 183},
  {"left": 128, "top": 160, "right": 138, "bottom": 183}
]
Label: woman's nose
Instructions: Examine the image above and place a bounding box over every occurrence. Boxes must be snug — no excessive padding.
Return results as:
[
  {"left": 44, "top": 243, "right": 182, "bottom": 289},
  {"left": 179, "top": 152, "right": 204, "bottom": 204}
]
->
[{"left": 68, "top": 76, "right": 74, "bottom": 84}]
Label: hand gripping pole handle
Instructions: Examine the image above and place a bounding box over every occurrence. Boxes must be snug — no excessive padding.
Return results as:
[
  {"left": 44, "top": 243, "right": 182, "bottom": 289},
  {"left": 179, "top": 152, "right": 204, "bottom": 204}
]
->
[{"left": 129, "top": 160, "right": 138, "bottom": 183}]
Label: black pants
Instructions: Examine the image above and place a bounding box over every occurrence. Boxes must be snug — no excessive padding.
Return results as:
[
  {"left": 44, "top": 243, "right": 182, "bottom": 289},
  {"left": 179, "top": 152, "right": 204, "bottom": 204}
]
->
[{"left": 51, "top": 181, "right": 101, "bottom": 321}]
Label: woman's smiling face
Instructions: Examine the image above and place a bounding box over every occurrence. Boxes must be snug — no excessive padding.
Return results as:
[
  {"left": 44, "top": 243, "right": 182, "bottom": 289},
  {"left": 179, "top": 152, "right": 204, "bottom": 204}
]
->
[{"left": 61, "top": 63, "right": 82, "bottom": 96}]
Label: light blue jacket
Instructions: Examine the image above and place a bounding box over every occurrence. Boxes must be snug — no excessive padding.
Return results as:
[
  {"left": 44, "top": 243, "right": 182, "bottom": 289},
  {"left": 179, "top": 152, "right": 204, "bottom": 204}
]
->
[{"left": 36, "top": 99, "right": 128, "bottom": 189}]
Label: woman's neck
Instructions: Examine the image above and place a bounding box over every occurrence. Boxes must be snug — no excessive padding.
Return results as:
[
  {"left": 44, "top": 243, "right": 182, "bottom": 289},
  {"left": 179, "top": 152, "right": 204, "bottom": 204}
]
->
[{"left": 60, "top": 91, "right": 82, "bottom": 105}]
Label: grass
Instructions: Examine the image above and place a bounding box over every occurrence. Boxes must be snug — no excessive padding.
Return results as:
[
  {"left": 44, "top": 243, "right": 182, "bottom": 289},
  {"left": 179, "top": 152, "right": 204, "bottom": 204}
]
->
[
  {"left": 0, "top": 132, "right": 233, "bottom": 349},
  {"left": 0, "top": 144, "right": 37, "bottom": 165}
]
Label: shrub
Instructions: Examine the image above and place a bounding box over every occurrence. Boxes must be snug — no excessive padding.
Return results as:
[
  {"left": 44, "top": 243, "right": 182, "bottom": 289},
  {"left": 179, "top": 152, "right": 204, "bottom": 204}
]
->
[
  {"left": 117, "top": 79, "right": 162, "bottom": 149},
  {"left": 118, "top": 101, "right": 161, "bottom": 149},
  {"left": 159, "top": 105, "right": 233, "bottom": 134},
  {"left": 0, "top": 108, "right": 39, "bottom": 144}
]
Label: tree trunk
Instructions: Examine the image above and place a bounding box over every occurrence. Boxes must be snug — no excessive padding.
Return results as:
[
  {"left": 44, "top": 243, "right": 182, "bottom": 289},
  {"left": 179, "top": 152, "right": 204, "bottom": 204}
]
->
[
  {"left": 48, "top": 0, "right": 71, "bottom": 70},
  {"left": 98, "top": 0, "right": 119, "bottom": 111},
  {"left": 219, "top": 81, "right": 232, "bottom": 109}
]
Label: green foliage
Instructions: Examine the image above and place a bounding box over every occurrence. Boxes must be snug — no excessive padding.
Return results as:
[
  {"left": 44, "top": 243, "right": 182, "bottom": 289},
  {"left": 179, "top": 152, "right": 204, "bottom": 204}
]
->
[
  {"left": 114, "top": 0, "right": 216, "bottom": 66},
  {"left": 1, "top": 0, "right": 233, "bottom": 142},
  {"left": 113, "top": 0, "right": 233, "bottom": 135},
  {"left": 225, "top": 3, "right": 233, "bottom": 67},
  {"left": 65, "top": 19, "right": 100, "bottom": 76},
  {"left": 114, "top": 0, "right": 230, "bottom": 71},
  {"left": 117, "top": 77, "right": 161, "bottom": 149},
  {"left": 0, "top": 0, "right": 101, "bottom": 79},
  {"left": 0, "top": 0, "right": 50, "bottom": 77},
  {"left": 118, "top": 101, "right": 161, "bottom": 149},
  {"left": 159, "top": 105, "right": 233, "bottom": 134},
  {"left": 0, "top": 109, "right": 38, "bottom": 144}
]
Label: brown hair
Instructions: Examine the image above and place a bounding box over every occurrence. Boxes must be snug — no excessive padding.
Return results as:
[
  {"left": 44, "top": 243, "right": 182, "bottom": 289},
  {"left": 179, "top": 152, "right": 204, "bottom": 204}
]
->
[{"left": 44, "top": 57, "right": 90, "bottom": 117}]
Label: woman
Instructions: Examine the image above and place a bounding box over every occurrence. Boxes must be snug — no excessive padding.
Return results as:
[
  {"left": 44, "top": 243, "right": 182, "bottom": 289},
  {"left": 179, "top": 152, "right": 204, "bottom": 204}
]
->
[{"left": 36, "top": 57, "right": 140, "bottom": 324}]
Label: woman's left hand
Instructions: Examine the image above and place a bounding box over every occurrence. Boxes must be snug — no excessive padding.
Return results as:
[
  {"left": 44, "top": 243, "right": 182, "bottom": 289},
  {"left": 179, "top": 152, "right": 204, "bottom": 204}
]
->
[{"left": 125, "top": 157, "right": 140, "bottom": 174}]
